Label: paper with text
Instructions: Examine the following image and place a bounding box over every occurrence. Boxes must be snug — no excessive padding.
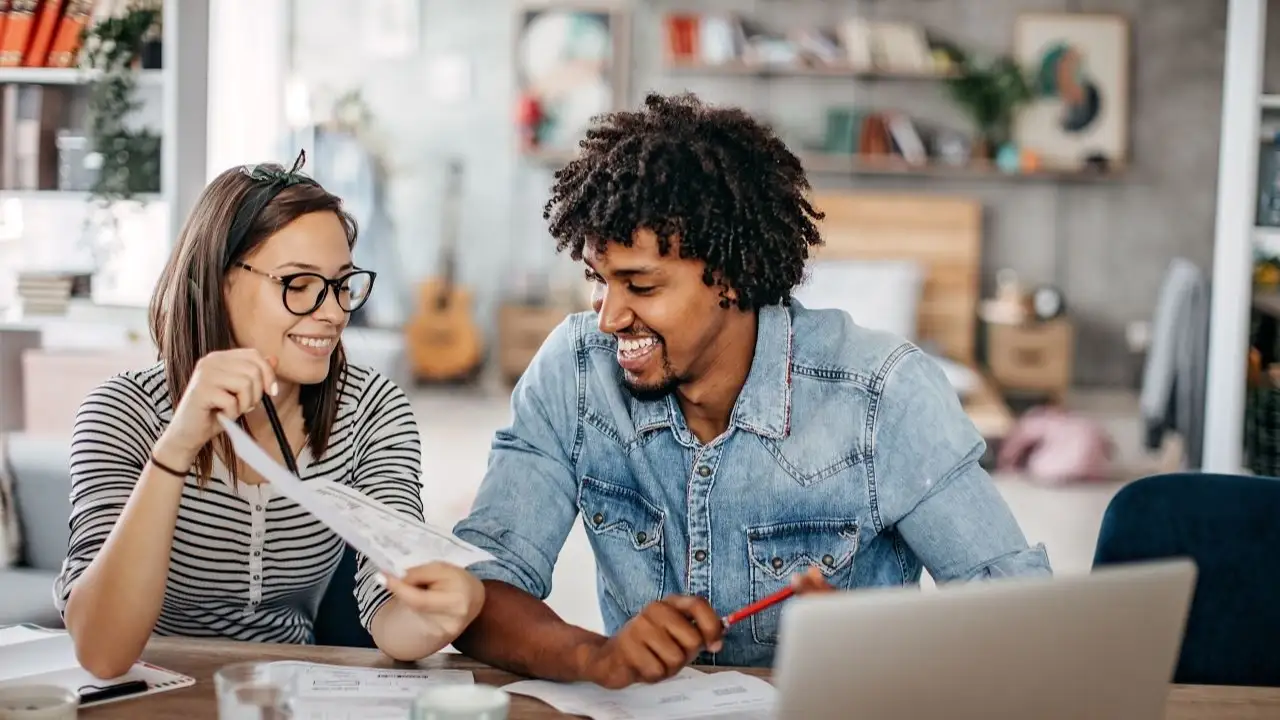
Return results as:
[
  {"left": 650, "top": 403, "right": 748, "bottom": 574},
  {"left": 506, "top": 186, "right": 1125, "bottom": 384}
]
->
[
  {"left": 503, "top": 668, "right": 777, "bottom": 720},
  {"left": 268, "top": 661, "right": 474, "bottom": 720},
  {"left": 219, "top": 416, "right": 494, "bottom": 576}
]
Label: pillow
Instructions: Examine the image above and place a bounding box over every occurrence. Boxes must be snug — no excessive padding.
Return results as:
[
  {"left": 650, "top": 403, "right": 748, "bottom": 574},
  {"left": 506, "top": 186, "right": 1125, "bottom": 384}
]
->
[{"left": 792, "top": 259, "right": 924, "bottom": 341}]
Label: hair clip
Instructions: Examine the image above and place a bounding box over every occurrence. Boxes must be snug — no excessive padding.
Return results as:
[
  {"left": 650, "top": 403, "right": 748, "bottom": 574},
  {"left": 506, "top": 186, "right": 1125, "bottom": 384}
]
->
[{"left": 239, "top": 149, "right": 315, "bottom": 188}]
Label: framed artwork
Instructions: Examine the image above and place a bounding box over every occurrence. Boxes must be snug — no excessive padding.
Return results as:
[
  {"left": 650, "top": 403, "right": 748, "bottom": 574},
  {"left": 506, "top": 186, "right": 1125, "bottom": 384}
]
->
[
  {"left": 1013, "top": 13, "right": 1130, "bottom": 170},
  {"left": 513, "top": 1, "right": 630, "bottom": 155}
]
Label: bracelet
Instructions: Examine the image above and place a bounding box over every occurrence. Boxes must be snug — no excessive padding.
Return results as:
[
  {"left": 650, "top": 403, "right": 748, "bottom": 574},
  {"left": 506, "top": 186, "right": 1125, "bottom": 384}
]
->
[{"left": 149, "top": 454, "right": 189, "bottom": 479}]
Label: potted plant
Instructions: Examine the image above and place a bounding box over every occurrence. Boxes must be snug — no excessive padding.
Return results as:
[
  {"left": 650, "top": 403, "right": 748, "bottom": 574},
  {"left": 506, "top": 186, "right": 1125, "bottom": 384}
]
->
[
  {"left": 79, "top": 0, "right": 162, "bottom": 206},
  {"left": 941, "top": 47, "right": 1032, "bottom": 160}
]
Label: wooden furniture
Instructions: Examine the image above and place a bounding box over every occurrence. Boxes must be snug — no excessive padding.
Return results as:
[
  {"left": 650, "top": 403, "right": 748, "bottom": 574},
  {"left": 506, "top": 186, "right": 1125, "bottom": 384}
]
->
[
  {"left": 497, "top": 302, "right": 573, "bottom": 385},
  {"left": 0, "top": 327, "right": 39, "bottom": 432},
  {"left": 21, "top": 347, "right": 156, "bottom": 434},
  {"left": 808, "top": 191, "right": 1015, "bottom": 440},
  {"left": 986, "top": 318, "right": 1076, "bottom": 403},
  {"left": 81, "top": 638, "right": 1280, "bottom": 719}
]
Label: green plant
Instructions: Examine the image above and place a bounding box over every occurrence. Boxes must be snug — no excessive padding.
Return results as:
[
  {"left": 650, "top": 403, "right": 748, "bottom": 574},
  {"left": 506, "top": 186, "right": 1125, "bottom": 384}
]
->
[
  {"left": 941, "top": 46, "right": 1032, "bottom": 154},
  {"left": 79, "top": 0, "right": 162, "bottom": 206}
]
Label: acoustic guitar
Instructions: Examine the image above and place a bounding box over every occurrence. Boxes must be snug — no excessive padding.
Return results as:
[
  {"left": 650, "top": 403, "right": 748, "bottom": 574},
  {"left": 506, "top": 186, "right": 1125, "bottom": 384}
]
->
[{"left": 406, "top": 160, "right": 484, "bottom": 382}]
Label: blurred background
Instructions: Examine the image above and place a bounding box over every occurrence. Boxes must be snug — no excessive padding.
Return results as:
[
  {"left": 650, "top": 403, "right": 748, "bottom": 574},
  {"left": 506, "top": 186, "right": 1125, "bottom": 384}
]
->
[{"left": 0, "top": 0, "right": 1277, "bottom": 634}]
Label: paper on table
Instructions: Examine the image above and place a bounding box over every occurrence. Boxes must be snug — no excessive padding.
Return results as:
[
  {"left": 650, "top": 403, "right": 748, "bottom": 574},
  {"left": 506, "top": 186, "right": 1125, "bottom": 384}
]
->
[
  {"left": 265, "top": 661, "right": 474, "bottom": 720},
  {"left": 503, "top": 668, "right": 777, "bottom": 720},
  {"left": 218, "top": 416, "right": 494, "bottom": 577}
]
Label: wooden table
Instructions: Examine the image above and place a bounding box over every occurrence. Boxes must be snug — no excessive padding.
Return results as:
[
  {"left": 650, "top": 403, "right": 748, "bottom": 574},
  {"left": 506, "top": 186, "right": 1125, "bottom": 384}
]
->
[{"left": 81, "top": 638, "right": 1280, "bottom": 719}]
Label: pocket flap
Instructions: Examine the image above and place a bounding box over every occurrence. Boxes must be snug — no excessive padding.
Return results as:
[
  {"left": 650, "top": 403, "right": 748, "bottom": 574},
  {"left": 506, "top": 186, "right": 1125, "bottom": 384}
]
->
[
  {"left": 747, "top": 519, "right": 860, "bottom": 581},
  {"left": 578, "top": 475, "right": 665, "bottom": 551}
]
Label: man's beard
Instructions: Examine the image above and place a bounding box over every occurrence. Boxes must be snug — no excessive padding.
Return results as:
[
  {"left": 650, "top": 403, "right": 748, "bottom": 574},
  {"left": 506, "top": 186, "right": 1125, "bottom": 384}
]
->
[{"left": 621, "top": 350, "right": 684, "bottom": 402}]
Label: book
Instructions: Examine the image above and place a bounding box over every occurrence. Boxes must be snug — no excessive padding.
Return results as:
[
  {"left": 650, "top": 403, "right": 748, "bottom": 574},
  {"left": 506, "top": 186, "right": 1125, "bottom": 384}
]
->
[{"left": 0, "top": 624, "right": 194, "bottom": 708}]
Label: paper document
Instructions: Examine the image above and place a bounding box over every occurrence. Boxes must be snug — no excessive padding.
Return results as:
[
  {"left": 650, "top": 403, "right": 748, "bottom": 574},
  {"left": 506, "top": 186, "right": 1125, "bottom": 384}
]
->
[
  {"left": 503, "top": 667, "right": 777, "bottom": 720},
  {"left": 0, "top": 624, "right": 193, "bottom": 707},
  {"left": 219, "top": 416, "right": 494, "bottom": 576},
  {"left": 266, "top": 661, "right": 474, "bottom": 720}
]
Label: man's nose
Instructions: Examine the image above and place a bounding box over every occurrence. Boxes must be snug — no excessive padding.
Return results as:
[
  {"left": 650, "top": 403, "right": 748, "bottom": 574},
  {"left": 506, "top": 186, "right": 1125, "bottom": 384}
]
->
[{"left": 595, "top": 285, "right": 632, "bottom": 335}]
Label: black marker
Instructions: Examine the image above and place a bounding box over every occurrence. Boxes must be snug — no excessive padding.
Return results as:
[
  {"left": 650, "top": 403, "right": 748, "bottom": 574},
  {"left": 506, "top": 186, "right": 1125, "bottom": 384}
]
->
[{"left": 79, "top": 680, "right": 148, "bottom": 704}]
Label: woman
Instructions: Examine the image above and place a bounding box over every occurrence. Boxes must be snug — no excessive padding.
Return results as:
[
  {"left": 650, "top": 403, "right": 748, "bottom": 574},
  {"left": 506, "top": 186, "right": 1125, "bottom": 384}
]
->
[{"left": 54, "top": 155, "right": 483, "bottom": 678}]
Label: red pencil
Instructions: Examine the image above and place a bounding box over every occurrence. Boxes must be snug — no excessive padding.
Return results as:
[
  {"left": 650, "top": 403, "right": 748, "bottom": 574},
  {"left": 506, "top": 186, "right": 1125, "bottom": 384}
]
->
[{"left": 721, "top": 586, "right": 795, "bottom": 627}]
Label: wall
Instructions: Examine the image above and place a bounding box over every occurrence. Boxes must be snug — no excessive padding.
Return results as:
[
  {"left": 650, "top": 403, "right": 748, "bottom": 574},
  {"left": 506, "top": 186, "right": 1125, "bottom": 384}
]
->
[{"left": 288, "top": 0, "right": 1248, "bottom": 387}]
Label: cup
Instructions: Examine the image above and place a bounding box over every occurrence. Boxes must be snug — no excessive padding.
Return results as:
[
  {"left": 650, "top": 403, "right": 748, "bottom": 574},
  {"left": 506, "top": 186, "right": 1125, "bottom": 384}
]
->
[
  {"left": 214, "top": 662, "right": 295, "bottom": 720},
  {"left": 412, "top": 685, "right": 510, "bottom": 720},
  {"left": 0, "top": 685, "right": 78, "bottom": 720}
]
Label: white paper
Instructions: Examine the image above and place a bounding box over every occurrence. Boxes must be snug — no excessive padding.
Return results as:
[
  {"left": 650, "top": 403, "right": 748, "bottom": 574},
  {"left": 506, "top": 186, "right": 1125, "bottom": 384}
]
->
[
  {"left": 503, "top": 669, "right": 777, "bottom": 720},
  {"left": 267, "top": 661, "right": 474, "bottom": 720},
  {"left": 218, "top": 416, "right": 494, "bottom": 577}
]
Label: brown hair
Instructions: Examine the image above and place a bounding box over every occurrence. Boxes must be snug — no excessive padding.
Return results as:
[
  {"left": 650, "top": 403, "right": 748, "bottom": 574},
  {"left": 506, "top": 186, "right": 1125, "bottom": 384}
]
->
[{"left": 148, "top": 162, "right": 359, "bottom": 486}]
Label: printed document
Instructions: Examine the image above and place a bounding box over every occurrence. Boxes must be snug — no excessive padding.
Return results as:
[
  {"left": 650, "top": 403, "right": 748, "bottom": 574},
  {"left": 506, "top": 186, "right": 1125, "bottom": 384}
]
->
[
  {"left": 269, "top": 661, "right": 474, "bottom": 720},
  {"left": 503, "top": 667, "right": 777, "bottom": 719},
  {"left": 219, "top": 416, "right": 494, "bottom": 577}
]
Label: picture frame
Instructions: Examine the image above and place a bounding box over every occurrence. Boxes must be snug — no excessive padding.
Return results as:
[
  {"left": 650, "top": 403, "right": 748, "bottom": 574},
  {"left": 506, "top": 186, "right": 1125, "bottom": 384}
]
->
[
  {"left": 512, "top": 1, "right": 631, "bottom": 157},
  {"left": 1013, "top": 12, "right": 1131, "bottom": 171}
]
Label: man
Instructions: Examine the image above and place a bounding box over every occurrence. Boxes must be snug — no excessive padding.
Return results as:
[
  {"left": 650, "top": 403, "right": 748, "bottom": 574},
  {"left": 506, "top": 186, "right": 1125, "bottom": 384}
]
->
[{"left": 452, "top": 92, "right": 1051, "bottom": 687}]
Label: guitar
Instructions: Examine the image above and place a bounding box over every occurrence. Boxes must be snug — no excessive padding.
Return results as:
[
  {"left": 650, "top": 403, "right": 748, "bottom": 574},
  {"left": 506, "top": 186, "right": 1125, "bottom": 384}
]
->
[{"left": 405, "top": 160, "right": 485, "bottom": 382}]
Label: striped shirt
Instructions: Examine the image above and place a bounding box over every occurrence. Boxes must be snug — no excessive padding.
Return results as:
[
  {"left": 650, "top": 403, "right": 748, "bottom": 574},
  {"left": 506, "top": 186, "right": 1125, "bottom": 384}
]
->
[{"left": 52, "top": 362, "right": 423, "bottom": 644}]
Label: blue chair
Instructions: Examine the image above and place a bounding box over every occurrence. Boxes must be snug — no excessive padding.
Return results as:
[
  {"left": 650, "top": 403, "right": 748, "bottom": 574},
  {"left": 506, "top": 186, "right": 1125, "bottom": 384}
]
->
[
  {"left": 313, "top": 544, "right": 378, "bottom": 648},
  {"left": 1093, "top": 472, "right": 1280, "bottom": 686}
]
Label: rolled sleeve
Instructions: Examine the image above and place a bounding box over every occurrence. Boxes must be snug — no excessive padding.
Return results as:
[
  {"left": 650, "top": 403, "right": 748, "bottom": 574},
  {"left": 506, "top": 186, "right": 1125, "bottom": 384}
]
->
[
  {"left": 348, "top": 371, "right": 425, "bottom": 631},
  {"left": 452, "top": 318, "right": 582, "bottom": 600},
  {"left": 871, "top": 347, "right": 1052, "bottom": 583}
]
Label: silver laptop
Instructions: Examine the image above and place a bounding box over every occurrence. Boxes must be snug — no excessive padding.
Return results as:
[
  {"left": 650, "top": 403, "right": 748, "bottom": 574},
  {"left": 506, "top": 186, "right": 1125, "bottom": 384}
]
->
[{"left": 772, "top": 559, "right": 1196, "bottom": 720}]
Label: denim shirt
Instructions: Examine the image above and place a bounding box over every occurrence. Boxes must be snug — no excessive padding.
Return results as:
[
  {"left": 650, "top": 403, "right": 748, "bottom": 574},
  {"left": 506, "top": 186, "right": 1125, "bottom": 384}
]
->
[{"left": 453, "top": 301, "right": 1051, "bottom": 668}]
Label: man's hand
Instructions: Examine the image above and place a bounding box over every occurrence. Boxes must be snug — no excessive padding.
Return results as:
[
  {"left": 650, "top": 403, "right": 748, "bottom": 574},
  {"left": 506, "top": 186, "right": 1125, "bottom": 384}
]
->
[
  {"left": 581, "top": 595, "right": 725, "bottom": 689},
  {"left": 791, "top": 565, "right": 836, "bottom": 594}
]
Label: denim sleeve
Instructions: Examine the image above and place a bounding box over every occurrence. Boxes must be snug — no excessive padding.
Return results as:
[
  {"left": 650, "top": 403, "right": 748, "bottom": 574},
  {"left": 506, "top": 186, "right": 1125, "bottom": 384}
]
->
[
  {"left": 872, "top": 347, "right": 1052, "bottom": 582},
  {"left": 452, "top": 318, "right": 582, "bottom": 600}
]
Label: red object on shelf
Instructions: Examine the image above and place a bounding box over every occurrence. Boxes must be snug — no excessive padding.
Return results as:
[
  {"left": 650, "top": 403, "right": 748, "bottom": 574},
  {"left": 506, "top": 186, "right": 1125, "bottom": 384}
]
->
[{"left": 516, "top": 94, "right": 542, "bottom": 152}]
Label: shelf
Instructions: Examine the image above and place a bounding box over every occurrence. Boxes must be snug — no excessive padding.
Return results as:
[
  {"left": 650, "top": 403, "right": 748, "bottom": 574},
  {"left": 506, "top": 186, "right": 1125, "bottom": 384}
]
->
[
  {"left": 664, "top": 59, "right": 955, "bottom": 80},
  {"left": 0, "top": 67, "right": 163, "bottom": 86},
  {"left": 522, "top": 148, "right": 1121, "bottom": 183},
  {"left": 0, "top": 190, "right": 162, "bottom": 202},
  {"left": 1262, "top": 94, "right": 1280, "bottom": 110}
]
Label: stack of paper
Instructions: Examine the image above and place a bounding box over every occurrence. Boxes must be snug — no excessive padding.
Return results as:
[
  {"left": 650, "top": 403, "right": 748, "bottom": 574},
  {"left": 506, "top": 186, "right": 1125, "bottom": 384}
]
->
[
  {"left": 273, "top": 662, "right": 474, "bottom": 720},
  {"left": 503, "top": 667, "right": 777, "bottom": 719}
]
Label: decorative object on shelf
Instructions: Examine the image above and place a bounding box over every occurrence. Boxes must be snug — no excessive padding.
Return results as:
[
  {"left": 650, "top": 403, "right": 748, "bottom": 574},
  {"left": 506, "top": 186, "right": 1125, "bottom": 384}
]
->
[
  {"left": 941, "top": 46, "right": 1032, "bottom": 159},
  {"left": 79, "top": 0, "right": 162, "bottom": 205},
  {"left": 1031, "top": 284, "right": 1067, "bottom": 321},
  {"left": 1013, "top": 12, "right": 1130, "bottom": 171},
  {"left": 995, "top": 143, "right": 1021, "bottom": 173},
  {"left": 979, "top": 268, "right": 1031, "bottom": 325},
  {"left": 514, "top": 1, "right": 629, "bottom": 156}
]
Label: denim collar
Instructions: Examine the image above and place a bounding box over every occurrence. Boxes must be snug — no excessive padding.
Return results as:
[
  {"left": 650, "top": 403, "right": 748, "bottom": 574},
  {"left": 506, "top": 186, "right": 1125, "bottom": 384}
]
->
[{"left": 628, "top": 303, "right": 793, "bottom": 443}]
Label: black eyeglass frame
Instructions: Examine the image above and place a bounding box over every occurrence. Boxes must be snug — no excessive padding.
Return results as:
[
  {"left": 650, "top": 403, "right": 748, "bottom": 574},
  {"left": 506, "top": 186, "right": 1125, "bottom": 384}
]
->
[{"left": 235, "top": 261, "right": 378, "bottom": 316}]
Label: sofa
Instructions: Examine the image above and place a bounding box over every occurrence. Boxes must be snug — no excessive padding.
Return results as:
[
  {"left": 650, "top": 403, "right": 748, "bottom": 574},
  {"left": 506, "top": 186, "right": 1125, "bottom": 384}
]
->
[{"left": 0, "top": 433, "right": 71, "bottom": 627}]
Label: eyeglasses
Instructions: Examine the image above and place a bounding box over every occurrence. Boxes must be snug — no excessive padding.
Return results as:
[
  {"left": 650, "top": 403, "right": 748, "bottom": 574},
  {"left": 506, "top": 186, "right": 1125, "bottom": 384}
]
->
[{"left": 235, "top": 262, "right": 377, "bottom": 316}]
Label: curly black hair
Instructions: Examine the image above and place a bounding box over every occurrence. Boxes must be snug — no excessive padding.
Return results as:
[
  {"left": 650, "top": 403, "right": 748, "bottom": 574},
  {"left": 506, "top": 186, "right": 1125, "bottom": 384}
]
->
[{"left": 543, "top": 92, "right": 825, "bottom": 310}]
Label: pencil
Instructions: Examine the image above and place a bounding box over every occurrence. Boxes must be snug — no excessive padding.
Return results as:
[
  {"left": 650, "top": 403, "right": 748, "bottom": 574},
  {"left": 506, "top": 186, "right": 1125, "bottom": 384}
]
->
[{"left": 721, "top": 586, "right": 795, "bottom": 627}]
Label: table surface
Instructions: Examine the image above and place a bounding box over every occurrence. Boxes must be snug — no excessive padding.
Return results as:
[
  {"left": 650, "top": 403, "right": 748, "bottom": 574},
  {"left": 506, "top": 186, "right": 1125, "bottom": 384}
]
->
[{"left": 79, "top": 638, "right": 1280, "bottom": 719}]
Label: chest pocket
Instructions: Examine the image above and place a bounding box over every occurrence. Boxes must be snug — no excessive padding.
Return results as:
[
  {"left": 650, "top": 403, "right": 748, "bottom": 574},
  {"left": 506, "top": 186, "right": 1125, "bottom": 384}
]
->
[
  {"left": 577, "top": 476, "right": 666, "bottom": 618},
  {"left": 746, "top": 519, "right": 860, "bottom": 646}
]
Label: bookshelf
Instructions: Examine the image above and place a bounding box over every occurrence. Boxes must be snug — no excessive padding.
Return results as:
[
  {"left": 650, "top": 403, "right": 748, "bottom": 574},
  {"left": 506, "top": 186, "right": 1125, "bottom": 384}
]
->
[
  {"left": 0, "top": 0, "right": 209, "bottom": 312},
  {"left": 1203, "top": 0, "right": 1269, "bottom": 473}
]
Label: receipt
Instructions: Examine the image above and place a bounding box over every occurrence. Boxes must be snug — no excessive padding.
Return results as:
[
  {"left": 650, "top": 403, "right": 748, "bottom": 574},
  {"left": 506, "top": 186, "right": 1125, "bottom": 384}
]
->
[
  {"left": 218, "top": 416, "right": 494, "bottom": 577},
  {"left": 503, "top": 669, "right": 777, "bottom": 720},
  {"left": 265, "top": 662, "right": 475, "bottom": 720}
]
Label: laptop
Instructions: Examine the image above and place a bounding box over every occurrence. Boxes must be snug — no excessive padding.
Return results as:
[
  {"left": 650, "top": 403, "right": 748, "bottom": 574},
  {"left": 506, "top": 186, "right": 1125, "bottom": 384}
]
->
[{"left": 771, "top": 558, "right": 1197, "bottom": 720}]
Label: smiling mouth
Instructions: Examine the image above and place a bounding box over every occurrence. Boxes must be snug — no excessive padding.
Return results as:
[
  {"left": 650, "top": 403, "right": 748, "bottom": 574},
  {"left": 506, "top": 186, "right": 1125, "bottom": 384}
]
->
[
  {"left": 289, "top": 334, "right": 336, "bottom": 355},
  {"left": 617, "top": 336, "right": 660, "bottom": 372}
]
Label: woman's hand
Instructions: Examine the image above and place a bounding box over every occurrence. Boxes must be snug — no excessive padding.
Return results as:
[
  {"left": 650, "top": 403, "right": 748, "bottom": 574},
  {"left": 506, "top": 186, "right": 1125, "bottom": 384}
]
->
[
  {"left": 155, "top": 349, "right": 278, "bottom": 464},
  {"left": 380, "top": 562, "right": 486, "bottom": 642}
]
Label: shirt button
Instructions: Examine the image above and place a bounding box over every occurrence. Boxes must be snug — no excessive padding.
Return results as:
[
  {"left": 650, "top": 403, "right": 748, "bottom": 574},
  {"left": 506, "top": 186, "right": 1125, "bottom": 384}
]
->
[
  {"left": 254, "top": 551, "right": 261, "bottom": 557},
  {"left": 592, "top": 513, "right": 604, "bottom": 526},
  {"left": 694, "top": 550, "right": 708, "bottom": 562},
  {"left": 771, "top": 557, "right": 784, "bottom": 570},
  {"left": 635, "top": 531, "right": 647, "bottom": 545},
  {"left": 253, "top": 575, "right": 260, "bottom": 580},
  {"left": 822, "top": 554, "right": 835, "bottom": 567},
  {"left": 697, "top": 465, "right": 711, "bottom": 477}
]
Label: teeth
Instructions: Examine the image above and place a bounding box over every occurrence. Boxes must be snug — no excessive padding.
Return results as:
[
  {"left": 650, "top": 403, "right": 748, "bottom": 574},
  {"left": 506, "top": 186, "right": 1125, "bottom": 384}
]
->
[
  {"left": 619, "top": 337, "right": 657, "bottom": 354},
  {"left": 291, "top": 336, "right": 334, "bottom": 349}
]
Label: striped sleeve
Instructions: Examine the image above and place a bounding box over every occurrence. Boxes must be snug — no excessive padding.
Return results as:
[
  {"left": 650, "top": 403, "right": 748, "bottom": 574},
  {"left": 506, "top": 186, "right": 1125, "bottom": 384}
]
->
[
  {"left": 52, "top": 375, "right": 161, "bottom": 616},
  {"left": 348, "top": 371, "right": 425, "bottom": 632}
]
